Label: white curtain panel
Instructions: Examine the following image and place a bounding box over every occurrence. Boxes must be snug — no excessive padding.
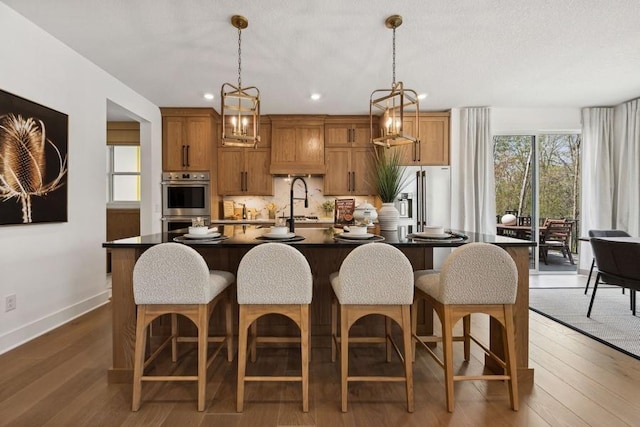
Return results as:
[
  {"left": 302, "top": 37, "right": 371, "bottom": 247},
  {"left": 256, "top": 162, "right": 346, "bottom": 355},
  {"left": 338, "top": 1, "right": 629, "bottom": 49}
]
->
[
  {"left": 614, "top": 99, "right": 640, "bottom": 236},
  {"left": 580, "top": 107, "right": 615, "bottom": 234},
  {"left": 450, "top": 107, "right": 496, "bottom": 233}
]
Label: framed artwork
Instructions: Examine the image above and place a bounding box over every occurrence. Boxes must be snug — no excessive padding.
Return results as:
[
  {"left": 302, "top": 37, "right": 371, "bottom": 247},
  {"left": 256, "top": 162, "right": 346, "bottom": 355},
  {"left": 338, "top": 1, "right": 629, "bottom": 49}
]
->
[{"left": 0, "top": 89, "right": 68, "bottom": 225}]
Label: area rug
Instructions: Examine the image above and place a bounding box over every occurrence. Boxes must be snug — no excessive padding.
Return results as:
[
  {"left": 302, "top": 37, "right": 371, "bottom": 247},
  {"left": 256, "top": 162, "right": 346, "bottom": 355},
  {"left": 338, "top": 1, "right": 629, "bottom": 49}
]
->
[{"left": 529, "top": 287, "right": 640, "bottom": 360}]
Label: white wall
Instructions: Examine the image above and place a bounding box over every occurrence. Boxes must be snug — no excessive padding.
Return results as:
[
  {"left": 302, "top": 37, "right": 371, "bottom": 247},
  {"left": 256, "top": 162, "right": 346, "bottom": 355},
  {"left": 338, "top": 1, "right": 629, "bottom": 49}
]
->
[
  {"left": 492, "top": 107, "right": 581, "bottom": 133},
  {"left": 0, "top": 3, "right": 162, "bottom": 354}
]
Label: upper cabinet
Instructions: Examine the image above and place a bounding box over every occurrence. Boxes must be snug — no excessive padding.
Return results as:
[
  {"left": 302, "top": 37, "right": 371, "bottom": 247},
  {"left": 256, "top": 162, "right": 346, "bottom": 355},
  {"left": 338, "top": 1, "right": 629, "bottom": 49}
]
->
[
  {"left": 217, "top": 120, "right": 272, "bottom": 196},
  {"left": 270, "top": 115, "right": 326, "bottom": 175},
  {"left": 324, "top": 116, "right": 372, "bottom": 148},
  {"left": 324, "top": 146, "right": 376, "bottom": 196},
  {"left": 161, "top": 108, "right": 217, "bottom": 171},
  {"left": 397, "top": 112, "right": 450, "bottom": 166}
]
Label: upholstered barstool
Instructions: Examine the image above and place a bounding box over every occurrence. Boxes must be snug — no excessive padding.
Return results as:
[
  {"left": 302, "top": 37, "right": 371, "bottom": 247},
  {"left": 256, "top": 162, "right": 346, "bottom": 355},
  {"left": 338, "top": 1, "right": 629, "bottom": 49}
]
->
[
  {"left": 236, "top": 242, "right": 313, "bottom": 412},
  {"left": 131, "top": 242, "right": 234, "bottom": 412},
  {"left": 412, "top": 242, "right": 519, "bottom": 412},
  {"left": 330, "top": 243, "right": 414, "bottom": 413}
]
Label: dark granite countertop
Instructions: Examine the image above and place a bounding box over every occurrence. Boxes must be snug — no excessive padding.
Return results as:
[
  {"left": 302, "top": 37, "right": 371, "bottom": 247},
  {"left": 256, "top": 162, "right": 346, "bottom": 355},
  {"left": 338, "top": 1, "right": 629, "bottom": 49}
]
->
[{"left": 103, "top": 226, "right": 536, "bottom": 249}]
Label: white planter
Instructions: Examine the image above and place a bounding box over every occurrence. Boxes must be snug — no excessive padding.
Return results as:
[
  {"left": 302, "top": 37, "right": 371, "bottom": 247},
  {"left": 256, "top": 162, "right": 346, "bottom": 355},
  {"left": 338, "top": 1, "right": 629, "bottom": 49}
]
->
[{"left": 378, "top": 203, "right": 399, "bottom": 231}]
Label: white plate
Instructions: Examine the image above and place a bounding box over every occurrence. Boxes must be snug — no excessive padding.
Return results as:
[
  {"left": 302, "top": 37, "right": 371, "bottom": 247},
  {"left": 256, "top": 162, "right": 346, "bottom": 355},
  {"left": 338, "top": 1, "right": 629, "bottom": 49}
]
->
[
  {"left": 184, "top": 232, "right": 221, "bottom": 239},
  {"left": 411, "top": 232, "right": 451, "bottom": 239},
  {"left": 262, "top": 232, "right": 296, "bottom": 239},
  {"left": 339, "top": 232, "right": 374, "bottom": 240}
]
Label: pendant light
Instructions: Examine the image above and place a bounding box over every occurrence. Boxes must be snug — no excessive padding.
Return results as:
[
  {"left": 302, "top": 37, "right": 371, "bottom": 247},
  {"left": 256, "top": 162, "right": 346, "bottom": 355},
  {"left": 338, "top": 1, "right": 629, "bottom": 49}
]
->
[
  {"left": 221, "top": 15, "right": 261, "bottom": 148},
  {"left": 370, "top": 15, "right": 419, "bottom": 148}
]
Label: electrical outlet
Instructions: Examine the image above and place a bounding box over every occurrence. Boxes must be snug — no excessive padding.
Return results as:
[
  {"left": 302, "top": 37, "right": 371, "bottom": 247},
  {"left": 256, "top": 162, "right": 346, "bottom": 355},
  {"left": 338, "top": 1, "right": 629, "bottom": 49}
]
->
[{"left": 5, "top": 294, "right": 16, "bottom": 312}]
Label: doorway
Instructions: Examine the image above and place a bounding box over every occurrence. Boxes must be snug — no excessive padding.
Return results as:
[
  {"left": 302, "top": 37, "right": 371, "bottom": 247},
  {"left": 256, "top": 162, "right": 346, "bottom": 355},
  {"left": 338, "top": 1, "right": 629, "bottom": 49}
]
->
[{"left": 494, "top": 133, "right": 581, "bottom": 273}]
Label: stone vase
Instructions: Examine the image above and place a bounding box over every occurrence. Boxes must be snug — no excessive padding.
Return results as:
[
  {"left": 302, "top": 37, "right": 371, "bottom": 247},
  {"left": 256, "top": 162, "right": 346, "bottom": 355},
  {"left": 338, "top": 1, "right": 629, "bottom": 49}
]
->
[{"left": 377, "top": 202, "right": 400, "bottom": 231}]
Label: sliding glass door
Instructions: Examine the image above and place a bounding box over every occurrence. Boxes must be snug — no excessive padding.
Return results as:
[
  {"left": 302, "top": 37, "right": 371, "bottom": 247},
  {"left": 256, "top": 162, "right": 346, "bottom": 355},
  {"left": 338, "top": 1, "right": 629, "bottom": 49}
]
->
[{"left": 494, "top": 133, "right": 581, "bottom": 273}]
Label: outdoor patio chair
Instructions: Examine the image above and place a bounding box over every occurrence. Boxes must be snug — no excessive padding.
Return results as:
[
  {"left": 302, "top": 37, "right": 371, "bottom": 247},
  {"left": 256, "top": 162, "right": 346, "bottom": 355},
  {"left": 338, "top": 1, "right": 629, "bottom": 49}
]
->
[{"left": 539, "top": 220, "right": 574, "bottom": 265}]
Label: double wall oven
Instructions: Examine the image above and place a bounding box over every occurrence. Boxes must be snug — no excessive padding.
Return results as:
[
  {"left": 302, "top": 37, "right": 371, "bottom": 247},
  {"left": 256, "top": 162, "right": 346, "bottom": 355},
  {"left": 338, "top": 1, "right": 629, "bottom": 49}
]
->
[{"left": 161, "top": 171, "right": 210, "bottom": 233}]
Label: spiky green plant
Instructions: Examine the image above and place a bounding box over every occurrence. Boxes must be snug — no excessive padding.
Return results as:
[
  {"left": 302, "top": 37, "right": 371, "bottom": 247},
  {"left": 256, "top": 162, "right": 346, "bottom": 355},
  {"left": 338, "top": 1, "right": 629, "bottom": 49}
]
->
[{"left": 371, "top": 147, "right": 408, "bottom": 203}]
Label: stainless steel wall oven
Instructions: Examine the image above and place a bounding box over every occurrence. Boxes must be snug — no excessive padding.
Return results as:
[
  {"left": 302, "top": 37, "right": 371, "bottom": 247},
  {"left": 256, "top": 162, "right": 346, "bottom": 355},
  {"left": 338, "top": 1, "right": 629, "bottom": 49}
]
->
[{"left": 161, "top": 171, "right": 210, "bottom": 232}]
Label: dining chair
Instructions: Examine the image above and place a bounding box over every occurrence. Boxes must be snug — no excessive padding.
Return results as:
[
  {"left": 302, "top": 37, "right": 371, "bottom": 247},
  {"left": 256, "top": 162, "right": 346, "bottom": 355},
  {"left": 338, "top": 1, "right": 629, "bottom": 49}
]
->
[
  {"left": 539, "top": 220, "right": 574, "bottom": 265},
  {"left": 412, "top": 242, "right": 519, "bottom": 412},
  {"left": 131, "top": 242, "right": 234, "bottom": 411},
  {"left": 584, "top": 229, "right": 631, "bottom": 294},
  {"left": 588, "top": 237, "right": 640, "bottom": 317},
  {"left": 330, "top": 243, "right": 414, "bottom": 412},
  {"left": 236, "top": 242, "right": 313, "bottom": 412}
]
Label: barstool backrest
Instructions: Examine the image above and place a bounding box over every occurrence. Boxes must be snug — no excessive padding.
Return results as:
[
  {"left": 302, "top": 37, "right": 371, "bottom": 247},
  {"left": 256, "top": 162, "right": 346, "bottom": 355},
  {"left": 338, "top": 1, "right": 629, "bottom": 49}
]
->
[
  {"left": 133, "top": 243, "right": 212, "bottom": 304},
  {"left": 336, "top": 243, "right": 413, "bottom": 305},
  {"left": 439, "top": 243, "right": 517, "bottom": 305},
  {"left": 237, "top": 243, "right": 313, "bottom": 304}
]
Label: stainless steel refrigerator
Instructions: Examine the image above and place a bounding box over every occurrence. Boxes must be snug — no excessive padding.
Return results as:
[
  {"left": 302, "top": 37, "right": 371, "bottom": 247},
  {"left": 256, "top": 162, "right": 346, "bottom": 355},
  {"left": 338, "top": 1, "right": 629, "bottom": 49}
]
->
[{"left": 396, "top": 165, "right": 452, "bottom": 268}]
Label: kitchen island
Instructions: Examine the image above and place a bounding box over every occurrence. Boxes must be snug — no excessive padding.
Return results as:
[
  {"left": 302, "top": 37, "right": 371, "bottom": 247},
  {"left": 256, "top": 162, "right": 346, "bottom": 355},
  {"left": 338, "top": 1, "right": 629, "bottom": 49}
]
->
[{"left": 104, "top": 226, "right": 535, "bottom": 384}]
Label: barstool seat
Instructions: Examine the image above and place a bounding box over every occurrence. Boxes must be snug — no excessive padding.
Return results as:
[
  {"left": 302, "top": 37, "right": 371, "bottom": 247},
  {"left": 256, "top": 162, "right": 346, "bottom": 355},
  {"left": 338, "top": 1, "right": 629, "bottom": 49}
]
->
[{"left": 131, "top": 242, "right": 234, "bottom": 412}]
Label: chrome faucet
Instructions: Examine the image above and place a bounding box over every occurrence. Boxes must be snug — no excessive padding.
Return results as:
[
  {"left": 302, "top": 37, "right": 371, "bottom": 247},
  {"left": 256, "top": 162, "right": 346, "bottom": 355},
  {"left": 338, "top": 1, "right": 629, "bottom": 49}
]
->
[{"left": 288, "top": 176, "right": 308, "bottom": 232}]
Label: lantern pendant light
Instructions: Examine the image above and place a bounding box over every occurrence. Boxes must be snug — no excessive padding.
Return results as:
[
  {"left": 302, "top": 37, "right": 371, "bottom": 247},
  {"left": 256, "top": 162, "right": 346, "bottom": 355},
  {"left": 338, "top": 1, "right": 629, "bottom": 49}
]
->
[
  {"left": 370, "top": 15, "right": 419, "bottom": 148},
  {"left": 221, "top": 15, "right": 261, "bottom": 148}
]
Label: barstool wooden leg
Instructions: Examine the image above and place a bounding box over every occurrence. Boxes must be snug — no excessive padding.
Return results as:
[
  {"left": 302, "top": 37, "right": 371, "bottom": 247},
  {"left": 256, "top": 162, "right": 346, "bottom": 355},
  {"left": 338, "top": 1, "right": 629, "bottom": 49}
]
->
[
  {"left": 171, "top": 313, "right": 178, "bottom": 362},
  {"left": 340, "top": 305, "right": 349, "bottom": 413},
  {"left": 236, "top": 306, "right": 248, "bottom": 412},
  {"left": 250, "top": 320, "right": 258, "bottom": 363},
  {"left": 331, "top": 295, "right": 337, "bottom": 362},
  {"left": 401, "top": 305, "right": 414, "bottom": 413},
  {"left": 442, "top": 306, "right": 456, "bottom": 412},
  {"left": 197, "top": 304, "right": 209, "bottom": 411},
  {"left": 463, "top": 314, "right": 471, "bottom": 362},
  {"left": 301, "top": 305, "right": 310, "bottom": 412},
  {"left": 503, "top": 305, "right": 519, "bottom": 411},
  {"left": 225, "top": 292, "right": 233, "bottom": 362},
  {"left": 132, "top": 305, "right": 148, "bottom": 411},
  {"left": 411, "top": 297, "right": 418, "bottom": 362},
  {"left": 385, "top": 317, "right": 392, "bottom": 362}
]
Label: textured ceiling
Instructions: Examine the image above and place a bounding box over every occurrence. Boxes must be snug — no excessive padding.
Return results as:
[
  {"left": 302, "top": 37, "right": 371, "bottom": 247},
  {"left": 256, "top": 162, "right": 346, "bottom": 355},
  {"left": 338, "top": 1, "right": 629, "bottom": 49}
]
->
[{"left": 3, "top": 0, "right": 640, "bottom": 119}]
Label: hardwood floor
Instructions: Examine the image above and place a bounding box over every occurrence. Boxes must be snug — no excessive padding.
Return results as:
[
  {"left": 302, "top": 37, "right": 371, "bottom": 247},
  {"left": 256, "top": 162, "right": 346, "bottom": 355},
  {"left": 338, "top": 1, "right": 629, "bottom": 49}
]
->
[{"left": 1, "top": 299, "right": 640, "bottom": 427}]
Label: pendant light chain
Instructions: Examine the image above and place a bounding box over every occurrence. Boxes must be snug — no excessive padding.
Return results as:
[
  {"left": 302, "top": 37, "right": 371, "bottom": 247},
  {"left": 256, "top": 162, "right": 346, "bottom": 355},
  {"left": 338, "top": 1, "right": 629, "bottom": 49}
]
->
[
  {"left": 237, "top": 27, "right": 242, "bottom": 88},
  {"left": 392, "top": 25, "right": 396, "bottom": 86}
]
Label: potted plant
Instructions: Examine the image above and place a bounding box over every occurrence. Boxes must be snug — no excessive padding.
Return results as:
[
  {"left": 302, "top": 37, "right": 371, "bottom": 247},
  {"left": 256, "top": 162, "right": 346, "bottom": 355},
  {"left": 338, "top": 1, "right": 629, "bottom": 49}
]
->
[{"left": 371, "top": 147, "right": 408, "bottom": 230}]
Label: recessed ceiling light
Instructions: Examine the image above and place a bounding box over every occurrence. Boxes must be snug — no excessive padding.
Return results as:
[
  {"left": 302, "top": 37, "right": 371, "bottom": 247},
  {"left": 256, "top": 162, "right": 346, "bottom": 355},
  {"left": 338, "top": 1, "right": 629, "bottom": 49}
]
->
[
  {"left": 203, "top": 93, "right": 214, "bottom": 100},
  {"left": 418, "top": 93, "right": 428, "bottom": 100},
  {"left": 310, "top": 93, "right": 321, "bottom": 101}
]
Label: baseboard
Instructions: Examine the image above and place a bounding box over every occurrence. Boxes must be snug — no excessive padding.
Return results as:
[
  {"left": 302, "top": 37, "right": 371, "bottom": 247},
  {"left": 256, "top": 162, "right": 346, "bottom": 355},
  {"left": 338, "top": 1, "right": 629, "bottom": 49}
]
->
[{"left": 0, "top": 291, "right": 111, "bottom": 355}]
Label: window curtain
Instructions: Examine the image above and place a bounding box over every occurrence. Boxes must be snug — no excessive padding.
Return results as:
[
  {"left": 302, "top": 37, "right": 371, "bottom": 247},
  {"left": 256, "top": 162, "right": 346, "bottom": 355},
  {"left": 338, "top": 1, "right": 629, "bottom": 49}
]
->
[
  {"left": 614, "top": 99, "right": 640, "bottom": 236},
  {"left": 450, "top": 107, "right": 496, "bottom": 233},
  {"left": 580, "top": 107, "right": 615, "bottom": 234}
]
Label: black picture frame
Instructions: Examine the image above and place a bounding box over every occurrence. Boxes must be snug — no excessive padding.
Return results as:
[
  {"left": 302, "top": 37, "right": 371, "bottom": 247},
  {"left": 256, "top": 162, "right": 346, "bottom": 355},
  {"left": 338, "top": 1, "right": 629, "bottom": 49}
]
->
[{"left": 0, "top": 89, "right": 68, "bottom": 225}]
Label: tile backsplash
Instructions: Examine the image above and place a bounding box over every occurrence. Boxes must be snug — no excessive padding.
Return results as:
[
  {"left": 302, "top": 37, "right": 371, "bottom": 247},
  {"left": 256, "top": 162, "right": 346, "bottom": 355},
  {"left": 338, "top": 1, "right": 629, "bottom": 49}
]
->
[{"left": 221, "top": 177, "right": 376, "bottom": 220}]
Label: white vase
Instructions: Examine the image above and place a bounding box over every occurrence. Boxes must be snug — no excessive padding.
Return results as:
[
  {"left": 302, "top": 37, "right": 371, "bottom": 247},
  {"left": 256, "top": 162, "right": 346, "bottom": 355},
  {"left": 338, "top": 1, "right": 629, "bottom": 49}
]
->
[{"left": 378, "top": 203, "right": 400, "bottom": 231}]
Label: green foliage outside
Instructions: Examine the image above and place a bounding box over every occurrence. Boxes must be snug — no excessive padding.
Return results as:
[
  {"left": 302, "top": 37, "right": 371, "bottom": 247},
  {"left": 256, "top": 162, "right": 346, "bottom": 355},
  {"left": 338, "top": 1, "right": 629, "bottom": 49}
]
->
[{"left": 494, "top": 134, "right": 581, "bottom": 225}]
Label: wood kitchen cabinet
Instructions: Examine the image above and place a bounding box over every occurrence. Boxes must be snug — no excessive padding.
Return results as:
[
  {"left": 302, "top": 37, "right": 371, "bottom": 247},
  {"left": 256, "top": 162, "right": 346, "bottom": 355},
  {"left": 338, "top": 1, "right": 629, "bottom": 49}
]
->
[
  {"left": 324, "top": 147, "right": 376, "bottom": 196},
  {"left": 161, "top": 108, "right": 216, "bottom": 171},
  {"left": 397, "top": 112, "right": 450, "bottom": 166},
  {"left": 270, "top": 115, "right": 326, "bottom": 175},
  {"left": 324, "top": 116, "right": 372, "bottom": 147},
  {"left": 217, "top": 147, "right": 272, "bottom": 195}
]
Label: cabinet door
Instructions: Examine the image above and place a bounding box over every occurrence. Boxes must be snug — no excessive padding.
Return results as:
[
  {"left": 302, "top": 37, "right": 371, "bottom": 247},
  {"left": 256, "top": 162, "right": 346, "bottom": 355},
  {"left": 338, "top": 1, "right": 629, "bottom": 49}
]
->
[
  {"left": 296, "top": 127, "right": 325, "bottom": 165},
  {"left": 351, "top": 122, "right": 372, "bottom": 147},
  {"left": 217, "top": 148, "right": 244, "bottom": 195},
  {"left": 245, "top": 149, "right": 273, "bottom": 195},
  {"left": 271, "top": 127, "right": 297, "bottom": 164},
  {"left": 416, "top": 115, "right": 449, "bottom": 165},
  {"left": 351, "top": 147, "right": 376, "bottom": 195},
  {"left": 325, "top": 124, "right": 351, "bottom": 147},
  {"left": 163, "top": 117, "right": 186, "bottom": 170},
  {"left": 185, "top": 117, "right": 211, "bottom": 170},
  {"left": 397, "top": 117, "right": 418, "bottom": 165},
  {"left": 324, "top": 148, "right": 351, "bottom": 195}
]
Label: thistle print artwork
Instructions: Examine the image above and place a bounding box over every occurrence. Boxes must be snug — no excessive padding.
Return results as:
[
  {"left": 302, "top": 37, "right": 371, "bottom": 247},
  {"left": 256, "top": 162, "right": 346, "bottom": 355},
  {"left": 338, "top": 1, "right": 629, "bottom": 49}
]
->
[{"left": 0, "top": 89, "right": 68, "bottom": 225}]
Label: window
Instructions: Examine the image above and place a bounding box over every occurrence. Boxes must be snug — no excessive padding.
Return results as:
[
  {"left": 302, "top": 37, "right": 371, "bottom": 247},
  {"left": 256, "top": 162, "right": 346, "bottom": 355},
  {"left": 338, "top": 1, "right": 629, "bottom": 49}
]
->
[{"left": 107, "top": 145, "right": 140, "bottom": 204}]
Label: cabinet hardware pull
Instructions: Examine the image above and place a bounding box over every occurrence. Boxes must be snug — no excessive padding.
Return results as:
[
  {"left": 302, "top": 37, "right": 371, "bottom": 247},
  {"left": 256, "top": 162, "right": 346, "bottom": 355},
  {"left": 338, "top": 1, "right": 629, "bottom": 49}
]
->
[
  {"left": 185, "top": 145, "right": 190, "bottom": 167},
  {"left": 417, "top": 139, "right": 421, "bottom": 162},
  {"left": 351, "top": 171, "right": 356, "bottom": 192},
  {"left": 347, "top": 172, "right": 351, "bottom": 192},
  {"left": 182, "top": 145, "right": 186, "bottom": 167}
]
